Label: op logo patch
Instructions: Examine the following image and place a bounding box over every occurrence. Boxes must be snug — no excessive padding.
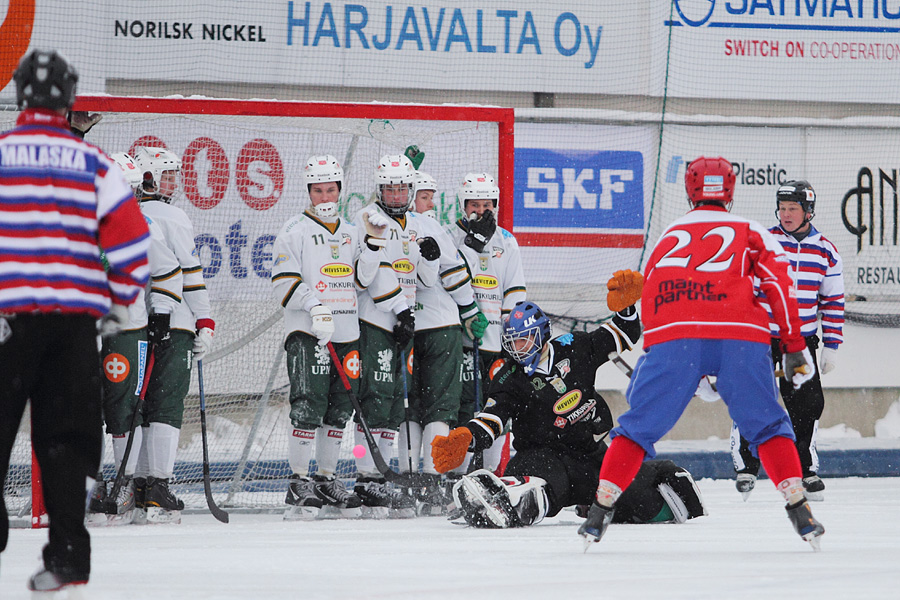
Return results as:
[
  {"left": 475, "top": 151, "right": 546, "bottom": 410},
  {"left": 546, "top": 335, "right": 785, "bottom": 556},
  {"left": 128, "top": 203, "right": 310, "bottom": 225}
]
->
[{"left": 104, "top": 353, "right": 130, "bottom": 383}]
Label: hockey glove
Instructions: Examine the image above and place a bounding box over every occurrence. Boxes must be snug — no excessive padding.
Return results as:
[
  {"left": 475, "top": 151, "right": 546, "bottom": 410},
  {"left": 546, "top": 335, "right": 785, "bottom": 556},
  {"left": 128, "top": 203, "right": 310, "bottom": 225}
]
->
[
  {"left": 432, "top": 427, "right": 473, "bottom": 474},
  {"left": 68, "top": 111, "right": 102, "bottom": 138},
  {"left": 417, "top": 236, "right": 440, "bottom": 261},
  {"left": 782, "top": 346, "right": 815, "bottom": 389},
  {"left": 820, "top": 347, "right": 838, "bottom": 375},
  {"left": 606, "top": 269, "right": 644, "bottom": 312},
  {"left": 309, "top": 304, "right": 335, "bottom": 346},
  {"left": 98, "top": 303, "right": 129, "bottom": 338},
  {"left": 404, "top": 145, "right": 425, "bottom": 170},
  {"left": 363, "top": 209, "right": 389, "bottom": 250},
  {"left": 393, "top": 308, "right": 415, "bottom": 348},
  {"left": 464, "top": 210, "right": 496, "bottom": 253},
  {"left": 459, "top": 303, "right": 488, "bottom": 341},
  {"left": 147, "top": 313, "right": 171, "bottom": 346},
  {"left": 193, "top": 318, "right": 216, "bottom": 362}
]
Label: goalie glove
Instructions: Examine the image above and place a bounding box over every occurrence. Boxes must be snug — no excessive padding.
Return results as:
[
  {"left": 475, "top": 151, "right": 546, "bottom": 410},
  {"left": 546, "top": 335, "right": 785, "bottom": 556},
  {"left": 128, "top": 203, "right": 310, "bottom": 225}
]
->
[
  {"left": 404, "top": 145, "right": 425, "bottom": 170},
  {"left": 68, "top": 111, "right": 102, "bottom": 138},
  {"left": 464, "top": 210, "right": 496, "bottom": 253},
  {"left": 432, "top": 427, "right": 473, "bottom": 474},
  {"left": 459, "top": 303, "right": 488, "bottom": 341},
  {"left": 393, "top": 308, "right": 415, "bottom": 348},
  {"left": 606, "top": 269, "right": 644, "bottom": 312},
  {"left": 147, "top": 313, "right": 171, "bottom": 346},
  {"left": 820, "top": 347, "right": 838, "bottom": 375},
  {"left": 98, "top": 303, "right": 129, "bottom": 338},
  {"left": 782, "top": 346, "right": 815, "bottom": 389},
  {"left": 363, "top": 209, "right": 389, "bottom": 250},
  {"left": 309, "top": 304, "right": 334, "bottom": 346},
  {"left": 417, "top": 236, "right": 440, "bottom": 261},
  {"left": 193, "top": 318, "right": 216, "bottom": 362}
]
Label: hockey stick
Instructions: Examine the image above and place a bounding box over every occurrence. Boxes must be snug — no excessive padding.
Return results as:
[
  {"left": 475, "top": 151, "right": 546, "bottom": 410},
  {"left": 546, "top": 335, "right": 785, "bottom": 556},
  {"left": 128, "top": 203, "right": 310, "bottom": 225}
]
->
[
  {"left": 399, "top": 349, "right": 414, "bottom": 474},
  {"left": 326, "top": 342, "right": 429, "bottom": 487},
  {"left": 607, "top": 351, "right": 634, "bottom": 378},
  {"left": 469, "top": 338, "right": 484, "bottom": 472},
  {"left": 197, "top": 360, "right": 229, "bottom": 523},
  {"left": 105, "top": 345, "right": 155, "bottom": 514}
]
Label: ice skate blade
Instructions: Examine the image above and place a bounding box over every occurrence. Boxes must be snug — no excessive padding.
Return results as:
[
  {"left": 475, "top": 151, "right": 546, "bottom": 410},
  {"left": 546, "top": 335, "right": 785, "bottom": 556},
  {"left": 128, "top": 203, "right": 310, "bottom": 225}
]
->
[
  {"left": 739, "top": 491, "right": 752, "bottom": 502},
  {"left": 283, "top": 505, "right": 319, "bottom": 521},
  {"left": 145, "top": 507, "right": 182, "bottom": 524},
  {"left": 30, "top": 583, "right": 87, "bottom": 599},
  {"left": 803, "top": 490, "right": 824, "bottom": 502},
  {"left": 806, "top": 535, "right": 822, "bottom": 552},
  {"left": 86, "top": 509, "right": 135, "bottom": 527},
  {"left": 360, "top": 506, "right": 390, "bottom": 519}
]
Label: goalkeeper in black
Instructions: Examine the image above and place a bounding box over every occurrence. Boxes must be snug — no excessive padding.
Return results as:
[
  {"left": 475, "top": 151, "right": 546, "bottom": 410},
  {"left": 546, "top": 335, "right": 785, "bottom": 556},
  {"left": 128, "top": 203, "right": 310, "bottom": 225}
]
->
[{"left": 431, "top": 271, "right": 707, "bottom": 528}]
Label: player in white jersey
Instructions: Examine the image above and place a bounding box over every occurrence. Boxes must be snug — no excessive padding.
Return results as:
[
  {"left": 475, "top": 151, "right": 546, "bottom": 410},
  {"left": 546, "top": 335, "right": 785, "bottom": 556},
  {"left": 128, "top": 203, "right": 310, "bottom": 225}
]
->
[
  {"left": 271, "top": 155, "right": 385, "bottom": 519},
  {"left": 130, "top": 147, "right": 216, "bottom": 523},
  {"left": 89, "top": 153, "right": 184, "bottom": 524},
  {"left": 448, "top": 173, "right": 527, "bottom": 473},
  {"left": 351, "top": 154, "right": 440, "bottom": 517},
  {"left": 732, "top": 180, "right": 845, "bottom": 502},
  {"left": 404, "top": 170, "right": 487, "bottom": 514}
]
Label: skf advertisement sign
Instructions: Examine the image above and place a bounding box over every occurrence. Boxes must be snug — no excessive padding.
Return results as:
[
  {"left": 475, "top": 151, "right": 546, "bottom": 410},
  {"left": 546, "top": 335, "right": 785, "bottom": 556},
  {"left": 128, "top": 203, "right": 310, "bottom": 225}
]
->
[{"left": 513, "top": 149, "right": 644, "bottom": 248}]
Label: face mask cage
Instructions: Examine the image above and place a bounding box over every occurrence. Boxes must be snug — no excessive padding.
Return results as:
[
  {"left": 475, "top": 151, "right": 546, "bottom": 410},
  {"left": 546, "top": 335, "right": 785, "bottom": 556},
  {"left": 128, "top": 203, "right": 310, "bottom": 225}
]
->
[{"left": 501, "top": 326, "right": 542, "bottom": 366}]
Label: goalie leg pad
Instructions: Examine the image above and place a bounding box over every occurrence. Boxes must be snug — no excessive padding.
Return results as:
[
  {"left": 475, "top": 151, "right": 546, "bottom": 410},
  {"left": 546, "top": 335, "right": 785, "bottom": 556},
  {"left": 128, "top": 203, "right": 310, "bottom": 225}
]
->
[
  {"left": 452, "top": 469, "right": 549, "bottom": 528},
  {"left": 656, "top": 461, "right": 707, "bottom": 521}
]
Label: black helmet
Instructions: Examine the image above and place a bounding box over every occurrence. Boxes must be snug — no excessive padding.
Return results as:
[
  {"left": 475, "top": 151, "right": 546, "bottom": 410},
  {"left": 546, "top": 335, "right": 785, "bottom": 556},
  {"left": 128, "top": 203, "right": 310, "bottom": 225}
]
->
[
  {"left": 13, "top": 50, "right": 79, "bottom": 111},
  {"left": 776, "top": 180, "right": 815, "bottom": 217}
]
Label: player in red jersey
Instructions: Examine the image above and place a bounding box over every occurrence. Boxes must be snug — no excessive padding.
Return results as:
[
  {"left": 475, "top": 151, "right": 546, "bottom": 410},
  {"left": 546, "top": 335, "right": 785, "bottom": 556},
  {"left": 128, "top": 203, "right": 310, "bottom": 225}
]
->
[{"left": 577, "top": 156, "right": 825, "bottom": 551}]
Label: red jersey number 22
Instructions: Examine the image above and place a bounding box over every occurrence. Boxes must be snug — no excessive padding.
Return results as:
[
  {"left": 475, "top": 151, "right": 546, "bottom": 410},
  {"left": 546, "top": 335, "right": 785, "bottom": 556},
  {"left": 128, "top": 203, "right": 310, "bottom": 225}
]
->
[{"left": 655, "top": 225, "right": 736, "bottom": 272}]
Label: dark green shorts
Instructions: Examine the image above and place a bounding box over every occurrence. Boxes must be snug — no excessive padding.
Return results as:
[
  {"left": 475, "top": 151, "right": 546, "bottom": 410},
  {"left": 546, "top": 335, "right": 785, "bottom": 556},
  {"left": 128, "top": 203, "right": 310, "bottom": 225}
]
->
[{"left": 286, "top": 332, "right": 358, "bottom": 430}]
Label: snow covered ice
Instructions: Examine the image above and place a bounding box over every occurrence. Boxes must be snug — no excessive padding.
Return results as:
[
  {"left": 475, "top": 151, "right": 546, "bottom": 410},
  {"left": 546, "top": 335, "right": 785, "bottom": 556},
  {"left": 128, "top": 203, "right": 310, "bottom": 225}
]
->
[{"left": 2, "top": 477, "right": 899, "bottom": 599}]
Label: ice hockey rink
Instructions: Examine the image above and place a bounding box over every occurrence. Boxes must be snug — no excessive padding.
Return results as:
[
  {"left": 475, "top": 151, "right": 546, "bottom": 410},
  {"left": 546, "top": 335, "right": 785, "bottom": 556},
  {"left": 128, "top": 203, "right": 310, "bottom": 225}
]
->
[{"left": 2, "top": 477, "right": 898, "bottom": 600}]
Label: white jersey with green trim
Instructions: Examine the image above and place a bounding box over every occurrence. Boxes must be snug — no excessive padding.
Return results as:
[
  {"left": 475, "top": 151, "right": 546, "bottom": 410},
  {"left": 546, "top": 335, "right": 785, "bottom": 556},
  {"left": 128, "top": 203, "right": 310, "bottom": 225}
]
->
[
  {"left": 140, "top": 199, "right": 211, "bottom": 333},
  {"left": 123, "top": 218, "right": 183, "bottom": 330},
  {"left": 271, "top": 210, "right": 379, "bottom": 344},
  {"left": 448, "top": 219, "right": 527, "bottom": 353},
  {"left": 413, "top": 214, "right": 476, "bottom": 331},
  {"left": 353, "top": 203, "right": 439, "bottom": 332}
]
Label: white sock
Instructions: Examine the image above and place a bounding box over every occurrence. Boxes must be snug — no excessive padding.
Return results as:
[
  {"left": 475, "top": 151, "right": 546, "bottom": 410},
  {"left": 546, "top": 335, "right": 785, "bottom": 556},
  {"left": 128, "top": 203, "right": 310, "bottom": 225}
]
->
[
  {"left": 397, "top": 422, "right": 423, "bottom": 474},
  {"left": 483, "top": 433, "right": 507, "bottom": 473},
  {"left": 777, "top": 476, "right": 806, "bottom": 505},
  {"left": 146, "top": 422, "right": 180, "bottom": 479},
  {"left": 378, "top": 430, "right": 396, "bottom": 477},
  {"left": 288, "top": 427, "right": 315, "bottom": 477},
  {"left": 111, "top": 427, "right": 143, "bottom": 477},
  {"left": 135, "top": 426, "right": 150, "bottom": 479},
  {"left": 315, "top": 426, "right": 343, "bottom": 479},
  {"left": 354, "top": 425, "right": 377, "bottom": 477},
  {"left": 422, "top": 421, "right": 449, "bottom": 475}
]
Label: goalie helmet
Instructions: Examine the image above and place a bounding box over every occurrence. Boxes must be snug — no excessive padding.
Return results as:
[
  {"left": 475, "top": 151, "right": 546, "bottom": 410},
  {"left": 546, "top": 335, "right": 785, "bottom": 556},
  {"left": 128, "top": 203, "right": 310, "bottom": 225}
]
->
[
  {"left": 14, "top": 49, "right": 79, "bottom": 111},
  {"left": 304, "top": 155, "right": 343, "bottom": 219},
  {"left": 684, "top": 156, "right": 735, "bottom": 211},
  {"left": 458, "top": 172, "right": 499, "bottom": 219},
  {"left": 110, "top": 153, "right": 142, "bottom": 194},
  {"left": 133, "top": 147, "right": 181, "bottom": 202},
  {"left": 501, "top": 302, "right": 552, "bottom": 375},
  {"left": 374, "top": 154, "right": 416, "bottom": 217}
]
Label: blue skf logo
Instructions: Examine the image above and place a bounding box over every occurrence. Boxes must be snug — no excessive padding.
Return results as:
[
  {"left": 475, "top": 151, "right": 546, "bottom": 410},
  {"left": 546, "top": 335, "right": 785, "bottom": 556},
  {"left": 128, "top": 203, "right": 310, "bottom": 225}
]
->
[{"left": 513, "top": 149, "right": 643, "bottom": 230}]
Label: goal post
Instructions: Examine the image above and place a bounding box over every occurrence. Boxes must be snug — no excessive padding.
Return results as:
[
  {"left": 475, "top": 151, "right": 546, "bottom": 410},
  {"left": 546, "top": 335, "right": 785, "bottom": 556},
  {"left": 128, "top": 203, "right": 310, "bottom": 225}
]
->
[{"left": 2, "top": 97, "right": 514, "bottom": 516}]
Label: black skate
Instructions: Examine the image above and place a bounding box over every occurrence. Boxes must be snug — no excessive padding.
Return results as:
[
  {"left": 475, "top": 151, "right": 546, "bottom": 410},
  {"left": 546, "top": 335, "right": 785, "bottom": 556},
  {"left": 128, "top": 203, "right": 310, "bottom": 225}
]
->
[
  {"left": 284, "top": 474, "right": 323, "bottom": 521},
  {"left": 578, "top": 502, "right": 615, "bottom": 551},
  {"left": 313, "top": 475, "right": 362, "bottom": 519},
  {"left": 87, "top": 477, "right": 136, "bottom": 527},
  {"left": 354, "top": 476, "right": 392, "bottom": 519},
  {"left": 388, "top": 484, "right": 417, "bottom": 519},
  {"left": 735, "top": 472, "right": 757, "bottom": 502},
  {"left": 802, "top": 475, "right": 825, "bottom": 502},
  {"left": 417, "top": 474, "right": 453, "bottom": 517},
  {"left": 87, "top": 474, "right": 107, "bottom": 513},
  {"left": 28, "top": 555, "right": 88, "bottom": 597},
  {"left": 786, "top": 499, "right": 825, "bottom": 551},
  {"left": 144, "top": 477, "right": 184, "bottom": 524}
]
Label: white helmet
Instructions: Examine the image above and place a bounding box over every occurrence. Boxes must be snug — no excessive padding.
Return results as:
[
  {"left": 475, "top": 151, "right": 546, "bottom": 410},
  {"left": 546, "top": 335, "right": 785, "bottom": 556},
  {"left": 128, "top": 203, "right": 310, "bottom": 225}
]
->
[
  {"left": 458, "top": 172, "right": 499, "bottom": 218},
  {"left": 304, "top": 155, "right": 343, "bottom": 219},
  {"left": 374, "top": 154, "right": 416, "bottom": 216},
  {"left": 412, "top": 170, "right": 437, "bottom": 196},
  {"left": 133, "top": 147, "right": 181, "bottom": 201},
  {"left": 110, "top": 152, "right": 142, "bottom": 193}
]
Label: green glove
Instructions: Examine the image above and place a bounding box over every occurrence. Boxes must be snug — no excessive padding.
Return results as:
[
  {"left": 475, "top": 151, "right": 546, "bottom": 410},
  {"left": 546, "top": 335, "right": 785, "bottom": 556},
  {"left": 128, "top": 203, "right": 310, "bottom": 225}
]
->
[
  {"left": 459, "top": 303, "right": 488, "bottom": 341},
  {"left": 404, "top": 145, "right": 425, "bottom": 170}
]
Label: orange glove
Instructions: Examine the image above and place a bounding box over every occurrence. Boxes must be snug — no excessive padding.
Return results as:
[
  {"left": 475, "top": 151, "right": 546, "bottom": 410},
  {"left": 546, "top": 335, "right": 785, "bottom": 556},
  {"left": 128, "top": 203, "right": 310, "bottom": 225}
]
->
[
  {"left": 606, "top": 269, "right": 644, "bottom": 312},
  {"left": 431, "top": 427, "right": 473, "bottom": 474}
]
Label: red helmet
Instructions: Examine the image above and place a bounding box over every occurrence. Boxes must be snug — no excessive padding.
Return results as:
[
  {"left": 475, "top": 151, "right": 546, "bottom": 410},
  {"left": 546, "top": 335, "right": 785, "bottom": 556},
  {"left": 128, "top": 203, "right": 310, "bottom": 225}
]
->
[{"left": 684, "top": 156, "right": 735, "bottom": 208}]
